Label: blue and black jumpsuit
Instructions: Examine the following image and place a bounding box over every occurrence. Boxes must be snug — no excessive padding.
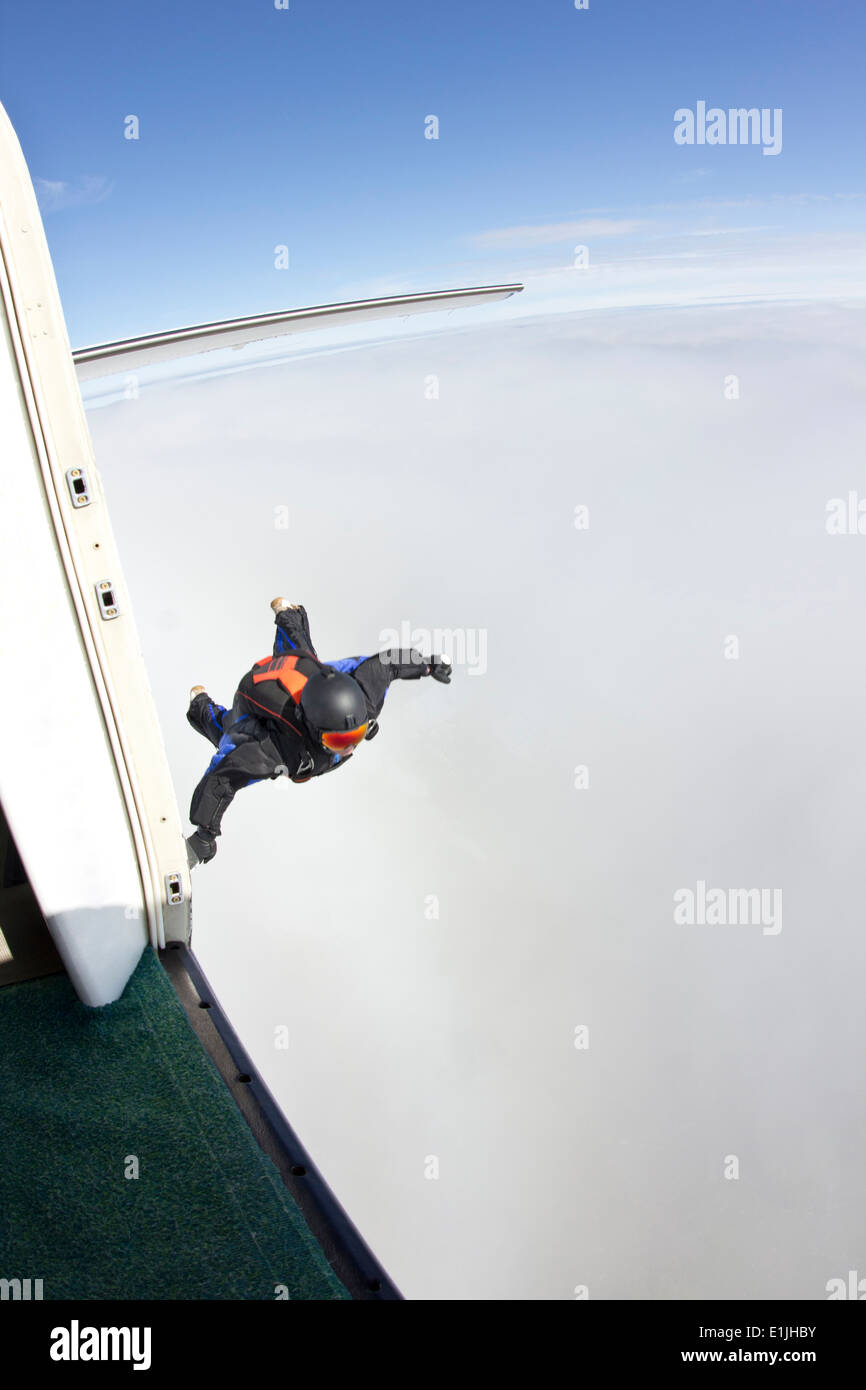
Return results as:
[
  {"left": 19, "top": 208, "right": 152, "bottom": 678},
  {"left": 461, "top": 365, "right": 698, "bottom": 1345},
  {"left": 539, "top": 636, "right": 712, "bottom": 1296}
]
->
[{"left": 187, "top": 604, "right": 427, "bottom": 841}]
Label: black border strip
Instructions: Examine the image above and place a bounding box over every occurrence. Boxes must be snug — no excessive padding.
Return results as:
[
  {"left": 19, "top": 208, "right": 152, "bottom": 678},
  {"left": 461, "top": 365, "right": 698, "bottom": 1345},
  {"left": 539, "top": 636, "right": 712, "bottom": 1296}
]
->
[{"left": 166, "top": 943, "right": 403, "bottom": 1301}]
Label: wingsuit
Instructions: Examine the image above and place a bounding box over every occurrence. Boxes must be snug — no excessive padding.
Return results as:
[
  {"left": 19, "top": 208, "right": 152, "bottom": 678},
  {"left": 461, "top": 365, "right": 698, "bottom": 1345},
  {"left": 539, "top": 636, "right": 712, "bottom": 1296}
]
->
[{"left": 185, "top": 600, "right": 451, "bottom": 866}]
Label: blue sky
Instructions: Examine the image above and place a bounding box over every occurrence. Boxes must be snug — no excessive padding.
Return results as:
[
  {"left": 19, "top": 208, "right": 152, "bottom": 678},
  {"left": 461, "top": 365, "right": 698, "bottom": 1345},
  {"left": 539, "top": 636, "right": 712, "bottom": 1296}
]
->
[{"left": 2, "top": 0, "right": 865, "bottom": 347}]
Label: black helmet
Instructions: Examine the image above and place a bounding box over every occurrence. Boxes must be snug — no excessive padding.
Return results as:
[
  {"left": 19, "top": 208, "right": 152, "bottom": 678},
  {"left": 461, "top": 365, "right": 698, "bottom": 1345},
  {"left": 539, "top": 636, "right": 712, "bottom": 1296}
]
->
[{"left": 299, "top": 669, "right": 369, "bottom": 752}]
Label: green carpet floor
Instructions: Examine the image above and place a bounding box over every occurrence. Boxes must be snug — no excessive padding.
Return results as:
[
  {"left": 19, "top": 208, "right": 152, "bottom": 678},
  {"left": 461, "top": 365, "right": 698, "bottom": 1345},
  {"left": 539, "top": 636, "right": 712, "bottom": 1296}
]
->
[{"left": 0, "top": 947, "right": 349, "bottom": 1300}]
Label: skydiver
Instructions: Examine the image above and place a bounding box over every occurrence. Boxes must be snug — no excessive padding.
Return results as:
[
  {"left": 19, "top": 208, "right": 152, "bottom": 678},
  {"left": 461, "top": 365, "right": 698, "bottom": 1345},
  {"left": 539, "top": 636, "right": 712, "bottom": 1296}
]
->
[{"left": 184, "top": 598, "right": 452, "bottom": 867}]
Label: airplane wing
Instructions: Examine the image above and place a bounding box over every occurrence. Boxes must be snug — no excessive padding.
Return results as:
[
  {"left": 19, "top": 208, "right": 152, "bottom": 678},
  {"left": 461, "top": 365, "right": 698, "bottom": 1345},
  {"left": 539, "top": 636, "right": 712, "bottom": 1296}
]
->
[{"left": 72, "top": 284, "right": 524, "bottom": 381}]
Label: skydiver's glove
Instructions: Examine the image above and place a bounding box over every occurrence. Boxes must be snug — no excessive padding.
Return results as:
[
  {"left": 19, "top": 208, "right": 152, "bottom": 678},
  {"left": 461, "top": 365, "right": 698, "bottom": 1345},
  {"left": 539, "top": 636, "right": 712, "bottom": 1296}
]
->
[
  {"left": 364, "top": 719, "right": 379, "bottom": 740},
  {"left": 186, "top": 829, "right": 218, "bottom": 868},
  {"left": 427, "top": 655, "right": 452, "bottom": 684}
]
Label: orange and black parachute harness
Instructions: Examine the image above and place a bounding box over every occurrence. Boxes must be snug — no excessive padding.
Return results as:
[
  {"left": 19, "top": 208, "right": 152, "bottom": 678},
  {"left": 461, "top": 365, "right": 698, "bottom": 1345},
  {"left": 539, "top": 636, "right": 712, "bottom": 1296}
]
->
[
  {"left": 252, "top": 653, "right": 309, "bottom": 700},
  {"left": 247, "top": 654, "right": 367, "bottom": 751},
  {"left": 239, "top": 653, "right": 311, "bottom": 735}
]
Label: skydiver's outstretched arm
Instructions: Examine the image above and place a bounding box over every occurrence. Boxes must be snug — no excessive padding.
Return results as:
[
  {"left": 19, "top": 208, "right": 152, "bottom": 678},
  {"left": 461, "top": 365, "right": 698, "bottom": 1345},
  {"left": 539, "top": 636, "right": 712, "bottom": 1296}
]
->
[{"left": 350, "top": 649, "right": 449, "bottom": 722}]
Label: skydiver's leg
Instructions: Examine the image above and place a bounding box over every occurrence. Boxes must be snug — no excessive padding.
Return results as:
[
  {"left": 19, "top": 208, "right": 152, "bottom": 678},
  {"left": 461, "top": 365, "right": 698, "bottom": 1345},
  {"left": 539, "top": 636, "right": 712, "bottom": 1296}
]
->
[
  {"left": 273, "top": 604, "right": 318, "bottom": 658},
  {"left": 186, "top": 692, "right": 229, "bottom": 748}
]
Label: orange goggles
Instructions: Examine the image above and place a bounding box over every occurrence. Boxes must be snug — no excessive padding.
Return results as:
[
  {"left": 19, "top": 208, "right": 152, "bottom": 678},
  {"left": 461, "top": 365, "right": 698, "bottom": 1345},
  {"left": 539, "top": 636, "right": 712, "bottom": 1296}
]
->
[{"left": 321, "top": 724, "right": 368, "bottom": 754}]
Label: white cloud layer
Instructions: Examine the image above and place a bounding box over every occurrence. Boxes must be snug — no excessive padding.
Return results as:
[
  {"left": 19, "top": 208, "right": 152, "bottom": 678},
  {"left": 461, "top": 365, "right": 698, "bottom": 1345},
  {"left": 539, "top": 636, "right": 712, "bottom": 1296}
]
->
[{"left": 87, "top": 300, "right": 866, "bottom": 1298}]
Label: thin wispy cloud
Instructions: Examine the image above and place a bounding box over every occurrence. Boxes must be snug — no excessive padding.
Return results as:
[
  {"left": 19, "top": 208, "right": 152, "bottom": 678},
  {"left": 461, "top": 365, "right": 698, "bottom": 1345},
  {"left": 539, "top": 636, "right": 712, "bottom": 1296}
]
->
[
  {"left": 551, "top": 193, "right": 863, "bottom": 217},
  {"left": 687, "top": 224, "right": 775, "bottom": 236},
  {"left": 470, "top": 218, "right": 647, "bottom": 249},
  {"left": 674, "top": 167, "right": 713, "bottom": 182},
  {"left": 35, "top": 174, "right": 112, "bottom": 213},
  {"left": 641, "top": 225, "right": 776, "bottom": 241}
]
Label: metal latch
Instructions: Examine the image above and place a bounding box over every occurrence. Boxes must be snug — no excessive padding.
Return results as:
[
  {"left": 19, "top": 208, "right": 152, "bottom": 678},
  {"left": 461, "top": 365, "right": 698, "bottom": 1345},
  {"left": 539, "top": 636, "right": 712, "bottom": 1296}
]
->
[
  {"left": 165, "top": 872, "right": 184, "bottom": 906},
  {"left": 66, "top": 467, "right": 91, "bottom": 506},
  {"left": 95, "top": 580, "right": 119, "bottom": 619}
]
